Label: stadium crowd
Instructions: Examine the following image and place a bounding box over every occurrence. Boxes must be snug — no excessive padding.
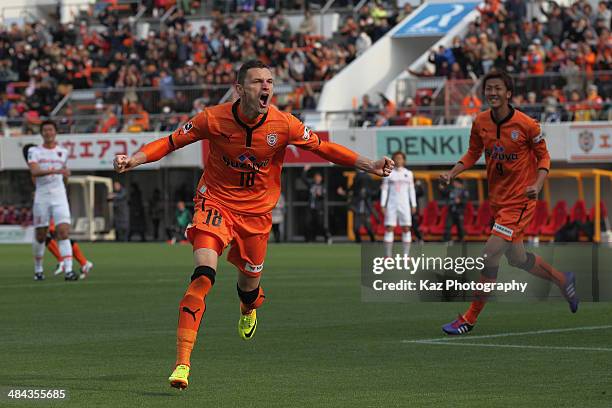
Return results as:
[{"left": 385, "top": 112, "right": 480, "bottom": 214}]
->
[
  {"left": 0, "top": 0, "right": 405, "bottom": 134},
  {"left": 0, "top": 205, "right": 32, "bottom": 226},
  {"left": 408, "top": 0, "right": 612, "bottom": 124},
  {"left": 0, "top": 0, "right": 610, "bottom": 134}
]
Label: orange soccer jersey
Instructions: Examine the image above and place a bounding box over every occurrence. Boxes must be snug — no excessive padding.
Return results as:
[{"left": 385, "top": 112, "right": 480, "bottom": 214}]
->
[
  {"left": 459, "top": 107, "right": 551, "bottom": 208},
  {"left": 140, "top": 100, "right": 358, "bottom": 216}
]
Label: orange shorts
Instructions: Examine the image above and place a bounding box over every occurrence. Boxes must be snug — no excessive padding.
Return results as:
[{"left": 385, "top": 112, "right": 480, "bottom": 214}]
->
[
  {"left": 490, "top": 201, "right": 536, "bottom": 242},
  {"left": 186, "top": 197, "right": 272, "bottom": 278}
]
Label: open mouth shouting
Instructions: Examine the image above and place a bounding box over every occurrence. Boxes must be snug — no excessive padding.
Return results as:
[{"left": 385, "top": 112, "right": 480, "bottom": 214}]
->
[{"left": 259, "top": 93, "right": 270, "bottom": 109}]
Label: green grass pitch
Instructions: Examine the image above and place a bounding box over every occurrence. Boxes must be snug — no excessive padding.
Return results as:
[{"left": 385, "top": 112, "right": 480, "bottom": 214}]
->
[{"left": 1, "top": 243, "right": 611, "bottom": 407}]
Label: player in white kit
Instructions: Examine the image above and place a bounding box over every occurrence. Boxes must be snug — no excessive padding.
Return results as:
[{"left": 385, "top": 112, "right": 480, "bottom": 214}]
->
[
  {"left": 380, "top": 151, "right": 417, "bottom": 257},
  {"left": 27, "top": 120, "right": 77, "bottom": 281}
]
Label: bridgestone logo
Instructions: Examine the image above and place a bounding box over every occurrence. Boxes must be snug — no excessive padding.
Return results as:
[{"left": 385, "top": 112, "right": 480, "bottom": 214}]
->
[
  {"left": 493, "top": 223, "right": 513, "bottom": 237},
  {"left": 245, "top": 263, "right": 264, "bottom": 273}
]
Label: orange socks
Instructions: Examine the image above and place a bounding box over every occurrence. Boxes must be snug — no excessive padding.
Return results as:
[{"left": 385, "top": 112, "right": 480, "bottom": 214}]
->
[
  {"left": 47, "top": 239, "right": 61, "bottom": 260},
  {"left": 527, "top": 254, "right": 566, "bottom": 288},
  {"left": 176, "top": 267, "right": 216, "bottom": 367},
  {"left": 72, "top": 242, "right": 87, "bottom": 266},
  {"left": 463, "top": 269, "right": 498, "bottom": 325}
]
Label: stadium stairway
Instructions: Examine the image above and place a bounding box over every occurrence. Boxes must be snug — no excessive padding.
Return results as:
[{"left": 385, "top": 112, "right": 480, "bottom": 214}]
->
[{"left": 317, "top": 0, "right": 481, "bottom": 117}]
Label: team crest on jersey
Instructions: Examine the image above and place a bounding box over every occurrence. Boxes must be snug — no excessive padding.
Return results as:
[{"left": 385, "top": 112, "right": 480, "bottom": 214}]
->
[
  {"left": 182, "top": 121, "right": 194, "bottom": 134},
  {"left": 266, "top": 133, "right": 278, "bottom": 146},
  {"left": 578, "top": 131, "right": 594, "bottom": 153},
  {"left": 511, "top": 130, "right": 519, "bottom": 141},
  {"left": 303, "top": 126, "right": 312, "bottom": 141}
]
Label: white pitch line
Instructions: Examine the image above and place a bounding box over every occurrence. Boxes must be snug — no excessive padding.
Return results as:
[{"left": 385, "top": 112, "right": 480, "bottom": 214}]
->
[
  {"left": 405, "top": 340, "right": 612, "bottom": 353},
  {"left": 404, "top": 325, "right": 612, "bottom": 343}
]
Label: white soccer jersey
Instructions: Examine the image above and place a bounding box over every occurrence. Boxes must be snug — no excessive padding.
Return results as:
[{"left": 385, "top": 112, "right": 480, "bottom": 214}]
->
[
  {"left": 380, "top": 167, "right": 417, "bottom": 210},
  {"left": 27, "top": 145, "right": 69, "bottom": 198}
]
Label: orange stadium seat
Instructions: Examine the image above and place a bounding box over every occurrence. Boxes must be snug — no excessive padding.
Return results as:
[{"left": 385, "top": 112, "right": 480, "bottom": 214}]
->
[
  {"left": 540, "top": 200, "right": 568, "bottom": 235},
  {"left": 419, "top": 200, "right": 439, "bottom": 235},
  {"left": 570, "top": 200, "right": 588, "bottom": 223},
  {"left": 524, "top": 200, "right": 549, "bottom": 237},
  {"left": 465, "top": 200, "right": 493, "bottom": 236},
  {"left": 428, "top": 205, "right": 449, "bottom": 235},
  {"left": 588, "top": 201, "right": 608, "bottom": 223}
]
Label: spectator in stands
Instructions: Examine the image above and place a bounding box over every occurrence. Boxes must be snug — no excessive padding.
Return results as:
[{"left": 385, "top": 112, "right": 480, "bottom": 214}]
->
[
  {"left": 301, "top": 83, "right": 317, "bottom": 110},
  {"left": 124, "top": 101, "right": 150, "bottom": 132},
  {"left": 298, "top": 10, "right": 317, "bottom": 36},
  {"left": 397, "top": 3, "right": 414, "bottom": 22},
  {"left": 20, "top": 207, "right": 32, "bottom": 226},
  {"left": 586, "top": 84, "right": 604, "bottom": 118},
  {"left": 429, "top": 45, "right": 455, "bottom": 76},
  {"left": 96, "top": 105, "right": 119, "bottom": 133},
  {"left": 568, "top": 90, "right": 592, "bottom": 121},
  {"left": 542, "top": 94, "right": 562, "bottom": 122},
  {"left": 461, "top": 90, "right": 482, "bottom": 117},
  {"left": 375, "top": 93, "right": 397, "bottom": 127},
  {"left": 479, "top": 33, "right": 498, "bottom": 74},
  {"left": 357, "top": 94, "right": 376, "bottom": 127},
  {"left": 57, "top": 105, "right": 75, "bottom": 134},
  {"left": 159, "top": 70, "right": 176, "bottom": 105},
  {"left": 0, "top": 93, "right": 12, "bottom": 117},
  {"left": 448, "top": 62, "right": 465, "bottom": 80},
  {"left": 522, "top": 92, "right": 542, "bottom": 121},
  {"left": 356, "top": 31, "right": 372, "bottom": 56}
]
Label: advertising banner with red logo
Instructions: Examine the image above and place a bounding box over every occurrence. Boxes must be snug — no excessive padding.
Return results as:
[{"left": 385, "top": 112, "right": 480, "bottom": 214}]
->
[
  {"left": 0, "top": 133, "right": 201, "bottom": 170},
  {"left": 567, "top": 123, "right": 612, "bottom": 162}
]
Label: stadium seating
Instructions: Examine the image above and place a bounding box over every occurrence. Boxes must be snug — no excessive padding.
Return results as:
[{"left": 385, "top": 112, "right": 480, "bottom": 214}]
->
[
  {"left": 419, "top": 200, "right": 440, "bottom": 235},
  {"left": 427, "top": 205, "right": 449, "bottom": 236},
  {"left": 570, "top": 200, "right": 588, "bottom": 224},
  {"left": 540, "top": 200, "right": 568, "bottom": 236},
  {"left": 524, "top": 200, "right": 549, "bottom": 237},
  {"left": 464, "top": 200, "right": 493, "bottom": 236}
]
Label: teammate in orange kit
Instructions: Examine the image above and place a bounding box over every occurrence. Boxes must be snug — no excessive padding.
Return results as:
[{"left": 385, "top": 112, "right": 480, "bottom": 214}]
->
[
  {"left": 113, "top": 60, "right": 394, "bottom": 389},
  {"left": 439, "top": 70, "right": 578, "bottom": 335}
]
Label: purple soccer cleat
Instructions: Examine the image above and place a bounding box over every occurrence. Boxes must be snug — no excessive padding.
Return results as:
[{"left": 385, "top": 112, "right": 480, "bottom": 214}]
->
[
  {"left": 442, "top": 314, "right": 474, "bottom": 335},
  {"left": 562, "top": 272, "right": 579, "bottom": 313}
]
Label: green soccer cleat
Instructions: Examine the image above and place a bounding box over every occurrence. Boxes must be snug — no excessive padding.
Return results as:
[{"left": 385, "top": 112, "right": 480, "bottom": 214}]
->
[
  {"left": 168, "top": 364, "right": 190, "bottom": 390},
  {"left": 238, "top": 309, "right": 257, "bottom": 340}
]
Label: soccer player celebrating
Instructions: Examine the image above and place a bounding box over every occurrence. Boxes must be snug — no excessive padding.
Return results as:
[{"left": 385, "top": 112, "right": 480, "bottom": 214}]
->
[
  {"left": 27, "top": 121, "right": 78, "bottom": 281},
  {"left": 439, "top": 71, "right": 578, "bottom": 335},
  {"left": 381, "top": 151, "right": 417, "bottom": 257},
  {"left": 113, "top": 60, "right": 394, "bottom": 389}
]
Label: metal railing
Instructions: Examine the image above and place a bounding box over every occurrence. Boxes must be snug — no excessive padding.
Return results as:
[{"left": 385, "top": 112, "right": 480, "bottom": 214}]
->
[
  {"left": 397, "top": 70, "right": 612, "bottom": 123},
  {"left": 4, "top": 101, "right": 611, "bottom": 137}
]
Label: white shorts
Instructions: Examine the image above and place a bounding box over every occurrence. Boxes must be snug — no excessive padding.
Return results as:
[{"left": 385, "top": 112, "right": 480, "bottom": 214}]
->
[
  {"left": 384, "top": 205, "right": 412, "bottom": 227},
  {"left": 33, "top": 196, "right": 72, "bottom": 228}
]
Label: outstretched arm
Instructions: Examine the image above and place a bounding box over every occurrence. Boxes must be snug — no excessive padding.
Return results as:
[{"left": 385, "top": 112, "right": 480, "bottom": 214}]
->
[
  {"left": 309, "top": 141, "right": 394, "bottom": 177},
  {"left": 288, "top": 114, "right": 394, "bottom": 177},
  {"left": 114, "top": 111, "right": 210, "bottom": 173}
]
